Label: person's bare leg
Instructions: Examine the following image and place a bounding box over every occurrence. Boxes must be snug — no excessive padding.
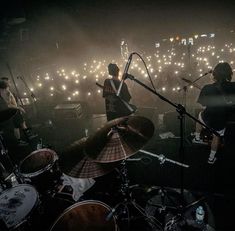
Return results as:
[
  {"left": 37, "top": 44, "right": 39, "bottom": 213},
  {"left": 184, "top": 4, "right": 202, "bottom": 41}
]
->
[
  {"left": 14, "top": 128, "right": 21, "bottom": 140},
  {"left": 195, "top": 122, "right": 203, "bottom": 140},
  {"left": 21, "top": 121, "right": 27, "bottom": 130},
  {"left": 208, "top": 134, "right": 220, "bottom": 163}
]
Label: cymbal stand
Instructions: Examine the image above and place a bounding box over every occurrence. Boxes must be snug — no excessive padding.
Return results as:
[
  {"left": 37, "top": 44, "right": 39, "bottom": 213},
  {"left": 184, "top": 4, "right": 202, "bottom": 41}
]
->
[
  {"left": 0, "top": 133, "right": 23, "bottom": 187},
  {"left": 110, "top": 160, "right": 163, "bottom": 230},
  {"left": 139, "top": 150, "right": 189, "bottom": 229}
]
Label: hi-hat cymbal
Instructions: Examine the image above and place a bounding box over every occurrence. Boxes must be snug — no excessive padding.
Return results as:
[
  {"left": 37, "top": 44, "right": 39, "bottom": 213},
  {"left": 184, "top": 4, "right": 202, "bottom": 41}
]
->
[
  {"left": 85, "top": 116, "right": 155, "bottom": 163},
  {"left": 59, "top": 137, "right": 118, "bottom": 178},
  {"left": 0, "top": 108, "right": 18, "bottom": 123}
]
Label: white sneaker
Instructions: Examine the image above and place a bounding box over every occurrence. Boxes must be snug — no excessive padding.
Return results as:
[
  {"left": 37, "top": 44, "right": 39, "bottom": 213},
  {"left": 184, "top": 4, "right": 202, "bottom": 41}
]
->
[
  {"left": 192, "top": 137, "right": 207, "bottom": 145},
  {"left": 208, "top": 157, "right": 217, "bottom": 164}
]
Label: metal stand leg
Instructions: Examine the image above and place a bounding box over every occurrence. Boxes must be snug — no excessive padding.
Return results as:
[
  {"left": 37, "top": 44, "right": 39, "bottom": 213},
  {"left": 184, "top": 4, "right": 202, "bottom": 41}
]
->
[{"left": 112, "top": 161, "right": 163, "bottom": 230}]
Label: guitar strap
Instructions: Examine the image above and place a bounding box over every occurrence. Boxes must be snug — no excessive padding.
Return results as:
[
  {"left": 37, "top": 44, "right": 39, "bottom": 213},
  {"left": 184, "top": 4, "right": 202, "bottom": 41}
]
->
[{"left": 109, "top": 79, "right": 135, "bottom": 113}]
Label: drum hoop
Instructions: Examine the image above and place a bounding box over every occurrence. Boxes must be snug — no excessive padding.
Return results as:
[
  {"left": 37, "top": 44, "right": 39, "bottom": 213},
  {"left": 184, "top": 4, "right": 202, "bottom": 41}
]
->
[
  {"left": 50, "top": 200, "right": 118, "bottom": 231},
  {"left": 0, "top": 184, "right": 40, "bottom": 229},
  {"left": 19, "top": 148, "right": 58, "bottom": 178}
]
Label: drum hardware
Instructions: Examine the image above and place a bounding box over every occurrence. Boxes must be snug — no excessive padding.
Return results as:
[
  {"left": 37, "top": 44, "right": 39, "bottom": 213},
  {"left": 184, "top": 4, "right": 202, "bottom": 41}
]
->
[
  {"left": 139, "top": 150, "right": 189, "bottom": 168},
  {"left": 49, "top": 200, "right": 118, "bottom": 231},
  {"left": 0, "top": 184, "right": 40, "bottom": 230},
  {"left": 0, "top": 131, "right": 23, "bottom": 189},
  {"left": 19, "top": 148, "right": 62, "bottom": 193},
  {"left": 107, "top": 160, "right": 163, "bottom": 230}
]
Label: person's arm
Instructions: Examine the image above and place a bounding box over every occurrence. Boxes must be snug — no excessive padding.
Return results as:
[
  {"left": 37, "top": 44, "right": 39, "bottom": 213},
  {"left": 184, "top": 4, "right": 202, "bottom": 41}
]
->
[{"left": 6, "top": 90, "right": 25, "bottom": 113}]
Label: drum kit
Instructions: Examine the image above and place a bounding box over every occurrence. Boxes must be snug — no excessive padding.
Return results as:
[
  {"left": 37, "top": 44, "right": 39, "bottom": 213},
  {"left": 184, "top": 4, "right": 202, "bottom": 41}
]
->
[{"left": 0, "top": 108, "right": 213, "bottom": 230}]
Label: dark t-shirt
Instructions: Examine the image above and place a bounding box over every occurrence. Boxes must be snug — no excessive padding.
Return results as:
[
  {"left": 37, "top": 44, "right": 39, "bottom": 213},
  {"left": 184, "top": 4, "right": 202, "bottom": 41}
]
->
[
  {"left": 197, "top": 81, "right": 235, "bottom": 130},
  {"left": 103, "top": 78, "right": 131, "bottom": 121}
]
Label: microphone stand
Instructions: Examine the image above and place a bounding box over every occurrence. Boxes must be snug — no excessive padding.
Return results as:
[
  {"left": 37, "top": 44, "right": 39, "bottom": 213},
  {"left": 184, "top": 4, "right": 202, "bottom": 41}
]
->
[
  {"left": 18, "top": 76, "right": 38, "bottom": 117},
  {"left": 6, "top": 63, "right": 24, "bottom": 107},
  {"left": 125, "top": 74, "right": 220, "bottom": 198}
]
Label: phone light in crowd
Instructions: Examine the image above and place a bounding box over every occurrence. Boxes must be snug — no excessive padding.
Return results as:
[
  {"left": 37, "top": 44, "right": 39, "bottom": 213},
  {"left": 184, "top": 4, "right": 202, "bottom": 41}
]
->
[
  {"left": 88, "top": 92, "right": 91, "bottom": 96},
  {"left": 97, "top": 89, "right": 101, "bottom": 93},
  {"left": 62, "top": 85, "right": 66, "bottom": 90},
  {"left": 30, "top": 88, "right": 34, "bottom": 91},
  {"left": 67, "top": 97, "right": 71, "bottom": 101},
  {"left": 162, "top": 87, "right": 166, "bottom": 91},
  {"left": 50, "top": 87, "right": 54, "bottom": 91}
]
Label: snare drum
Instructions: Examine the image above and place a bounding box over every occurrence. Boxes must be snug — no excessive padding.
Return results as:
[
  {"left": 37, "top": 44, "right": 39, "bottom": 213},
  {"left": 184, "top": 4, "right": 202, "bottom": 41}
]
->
[
  {"left": 50, "top": 200, "right": 118, "bottom": 231},
  {"left": 0, "top": 184, "right": 39, "bottom": 230},
  {"left": 19, "top": 149, "right": 62, "bottom": 193}
]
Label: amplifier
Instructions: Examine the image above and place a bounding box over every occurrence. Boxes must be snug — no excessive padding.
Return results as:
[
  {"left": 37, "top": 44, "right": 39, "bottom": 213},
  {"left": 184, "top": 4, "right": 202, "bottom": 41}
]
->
[{"left": 54, "top": 103, "right": 82, "bottom": 119}]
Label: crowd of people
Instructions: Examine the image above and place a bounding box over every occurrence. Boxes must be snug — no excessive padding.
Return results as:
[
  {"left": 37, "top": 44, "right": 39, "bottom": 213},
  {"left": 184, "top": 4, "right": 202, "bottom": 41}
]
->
[
  {"left": 1, "top": 38, "right": 235, "bottom": 163},
  {"left": 10, "top": 39, "right": 233, "bottom": 113}
]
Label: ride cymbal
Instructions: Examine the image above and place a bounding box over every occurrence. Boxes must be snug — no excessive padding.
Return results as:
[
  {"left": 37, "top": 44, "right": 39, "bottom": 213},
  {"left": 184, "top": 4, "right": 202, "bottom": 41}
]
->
[
  {"left": 85, "top": 116, "right": 155, "bottom": 163},
  {"left": 59, "top": 137, "right": 118, "bottom": 178}
]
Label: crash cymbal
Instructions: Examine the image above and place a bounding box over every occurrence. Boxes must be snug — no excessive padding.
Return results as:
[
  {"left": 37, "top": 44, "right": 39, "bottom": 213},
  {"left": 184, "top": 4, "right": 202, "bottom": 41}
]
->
[
  {"left": 85, "top": 116, "right": 155, "bottom": 163},
  {"left": 0, "top": 108, "right": 18, "bottom": 123},
  {"left": 59, "top": 137, "right": 118, "bottom": 178}
]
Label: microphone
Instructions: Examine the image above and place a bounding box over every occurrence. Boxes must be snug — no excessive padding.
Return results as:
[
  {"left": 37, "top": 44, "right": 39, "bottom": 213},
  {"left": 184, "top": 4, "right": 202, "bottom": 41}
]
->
[{"left": 116, "top": 53, "right": 133, "bottom": 97}]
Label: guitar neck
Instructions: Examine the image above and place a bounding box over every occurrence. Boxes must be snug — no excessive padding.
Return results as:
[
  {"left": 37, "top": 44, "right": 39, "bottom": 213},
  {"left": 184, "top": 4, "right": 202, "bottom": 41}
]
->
[{"left": 96, "top": 82, "right": 104, "bottom": 89}]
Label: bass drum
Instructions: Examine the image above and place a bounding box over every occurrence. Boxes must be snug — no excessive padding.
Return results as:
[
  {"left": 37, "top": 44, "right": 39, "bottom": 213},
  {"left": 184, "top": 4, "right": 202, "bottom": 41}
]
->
[
  {"left": 50, "top": 200, "right": 118, "bottom": 231},
  {"left": 0, "top": 184, "right": 39, "bottom": 231}
]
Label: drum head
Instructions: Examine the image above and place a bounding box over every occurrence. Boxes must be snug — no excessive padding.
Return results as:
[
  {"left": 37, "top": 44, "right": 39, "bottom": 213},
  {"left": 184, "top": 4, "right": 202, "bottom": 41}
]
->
[
  {"left": 50, "top": 200, "right": 117, "bottom": 231},
  {"left": 0, "top": 184, "right": 39, "bottom": 229},
  {"left": 19, "top": 149, "right": 57, "bottom": 177}
]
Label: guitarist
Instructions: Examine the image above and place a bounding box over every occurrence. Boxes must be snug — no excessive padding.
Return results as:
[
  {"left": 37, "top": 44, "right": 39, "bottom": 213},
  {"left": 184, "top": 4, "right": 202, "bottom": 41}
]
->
[
  {"left": 103, "top": 63, "right": 134, "bottom": 121},
  {"left": 193, "top": 62, "right": 235, "bottom": 164},
  {"left": 0, "top": 78, "right": 37, "bottom": 145}
]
